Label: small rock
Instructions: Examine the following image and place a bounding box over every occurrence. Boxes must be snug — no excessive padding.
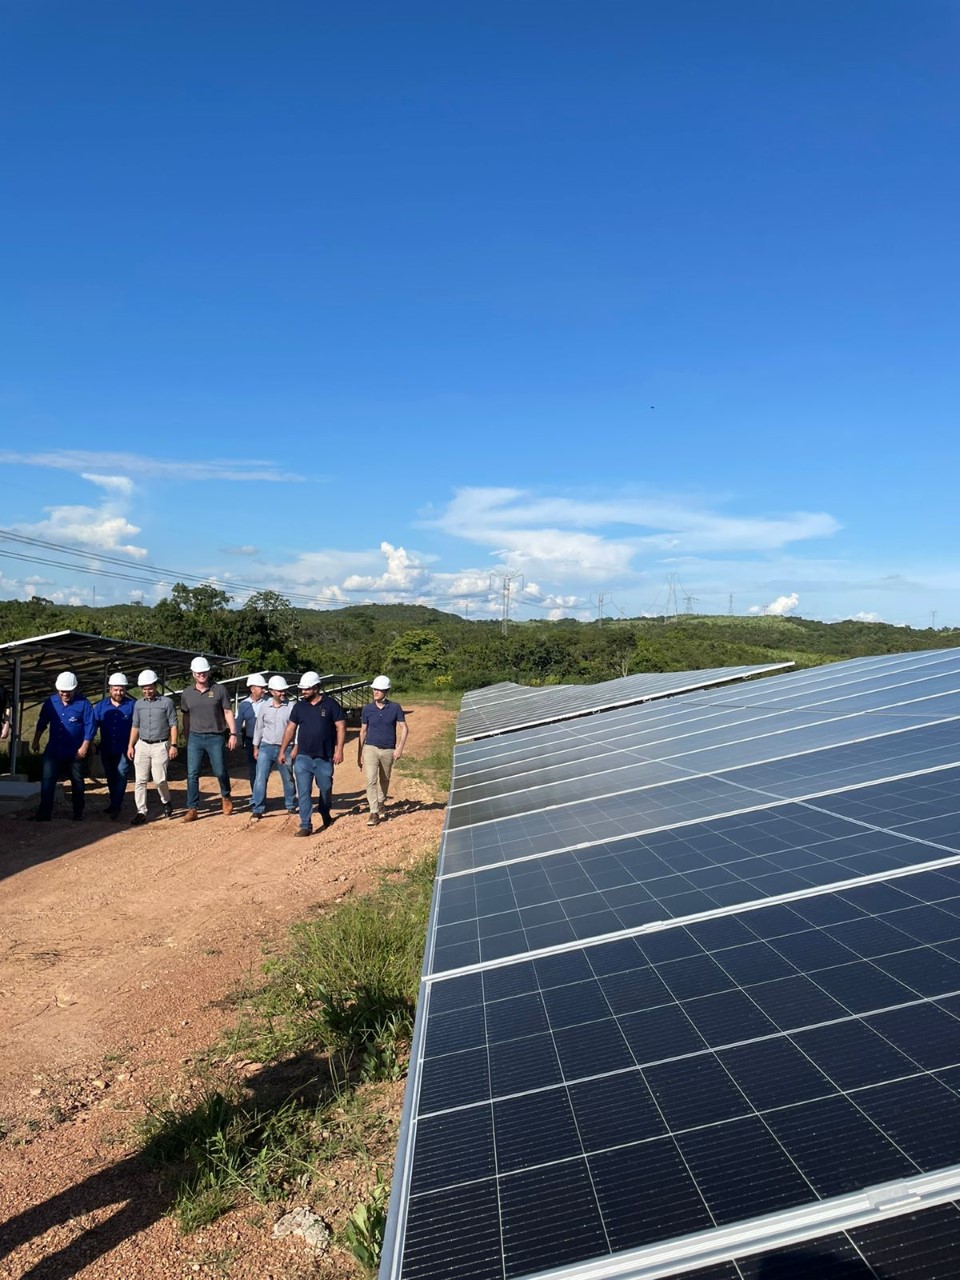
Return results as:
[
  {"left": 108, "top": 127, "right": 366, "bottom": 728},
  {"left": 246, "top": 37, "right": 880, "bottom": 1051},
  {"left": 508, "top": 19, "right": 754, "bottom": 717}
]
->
[
  {"left": 91, "top": 1079, "right": 106, "bottom": 1090},
  {"left": 271, "top": 1207, "right": 330, "bottom": 1255}
]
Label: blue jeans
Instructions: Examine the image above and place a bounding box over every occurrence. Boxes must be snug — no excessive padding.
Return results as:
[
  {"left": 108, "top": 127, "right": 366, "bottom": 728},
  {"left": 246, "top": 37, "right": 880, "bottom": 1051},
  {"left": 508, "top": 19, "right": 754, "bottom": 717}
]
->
[
  {"left": 244, "top": 738, "right": 257, "bottom": 790},
  {"left": 251, "top": 743, "right": 296, "bottom": 815},
  {"left": 293, "top": 752, "right": 333, "bottom": 830},
  {"left": 40, "top": 752, "right": 85, "bottom": 818},
  {"left": 100, "top": 748, "right": 131, "bottom": 812},
  {"left": 186, "top": 732, "right": 231, "bottom": 810}
]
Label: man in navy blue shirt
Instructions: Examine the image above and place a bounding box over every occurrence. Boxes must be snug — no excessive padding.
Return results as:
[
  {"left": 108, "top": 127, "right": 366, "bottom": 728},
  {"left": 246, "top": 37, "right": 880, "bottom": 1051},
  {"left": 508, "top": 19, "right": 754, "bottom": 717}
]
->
[
  {"left": 93, "top": 673, "right": 135, "bottom": 819},
  {"left": 31, "top": 671, "right": 96, "bottom": 821},
  {"left": 357, "top": 675, "right": 407, "bottom": 826},
  {"left": 279, "top": 671, "right": 345, "bottom": 836}
]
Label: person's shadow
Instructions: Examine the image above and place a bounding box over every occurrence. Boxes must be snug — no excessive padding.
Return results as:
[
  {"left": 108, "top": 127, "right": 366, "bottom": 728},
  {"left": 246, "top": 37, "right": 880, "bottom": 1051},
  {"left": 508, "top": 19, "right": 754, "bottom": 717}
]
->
[{"left": 0, "top": 1047, "right": 345, "bottom": 1278}]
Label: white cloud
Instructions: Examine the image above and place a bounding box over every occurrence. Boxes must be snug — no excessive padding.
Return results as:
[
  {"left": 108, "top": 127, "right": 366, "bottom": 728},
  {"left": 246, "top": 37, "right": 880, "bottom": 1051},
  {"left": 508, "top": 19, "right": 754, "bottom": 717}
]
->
[
  {"left": 750, "top": 592, "right": 800, "bottom": 616},
  {"left": 221, "top": 545, "right": 260, "bottom": 556},
  {"left": 81, "top": 473, "right": 135, "bottom": 496},
  {"left": 848, "top": 611, "right": 881, "bottom": 622},
  {"left": 12, "top": 472, "right": 149, "bottom": 559},
  {"left": 0, "top": 449, "right": 301, "bottom": 483},
  {"left": 429, "top": 487, "right": 840, "bottom": 560},
  {"left": 17, "top": 503, "right": 148, "bottom": 558}
]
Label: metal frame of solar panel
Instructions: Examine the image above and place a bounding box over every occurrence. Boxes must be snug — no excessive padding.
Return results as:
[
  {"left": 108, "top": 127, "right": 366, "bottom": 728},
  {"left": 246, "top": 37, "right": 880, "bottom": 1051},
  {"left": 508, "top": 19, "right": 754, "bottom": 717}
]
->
[
  {"left": 455, "top": 664, "right": 794, "bottom": 743},
  {"left": 380, "top": 648, "right": 960, "bottom": 1280}
]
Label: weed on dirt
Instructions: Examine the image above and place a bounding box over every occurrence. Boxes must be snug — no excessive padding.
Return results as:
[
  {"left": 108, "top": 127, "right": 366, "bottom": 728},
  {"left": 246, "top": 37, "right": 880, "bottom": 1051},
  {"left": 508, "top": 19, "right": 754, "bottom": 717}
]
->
[{"left": 134, "top": 850, "right": 437, "bottom": 1271}]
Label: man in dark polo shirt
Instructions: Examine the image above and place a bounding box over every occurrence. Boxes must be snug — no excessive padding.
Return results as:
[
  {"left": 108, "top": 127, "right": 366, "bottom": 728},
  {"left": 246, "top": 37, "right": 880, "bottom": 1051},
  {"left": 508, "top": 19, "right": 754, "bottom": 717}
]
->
[
  {"left": 180, "top": 656, "right": 237, "bottom": 822},
  {"left": 279, "top": 671, "right": 345, "bottom": 836},
  {"left": 357, "top": 674, "right": 408, "bottom": 826}
]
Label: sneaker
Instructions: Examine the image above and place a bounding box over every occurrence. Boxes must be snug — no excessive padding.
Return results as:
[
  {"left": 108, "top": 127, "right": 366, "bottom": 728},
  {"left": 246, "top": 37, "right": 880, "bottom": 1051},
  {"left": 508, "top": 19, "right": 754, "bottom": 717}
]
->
[
  {"left": 131, "top": 812, "right": 147, "bottom": 826},
  {"left": 161, "top": 802, "right": 174, "bottom": 819},
  {"left": 285, "top": 808, "right": 298, "bottom": 815},
  {"left": 294, "top": 827, "right": 312, "bottom": 837},
  {"left": 71, "top": 812, "right": 84, "bottom": 822},
  {"left": 102, "top": 804, "right": 115, "bottom": 815},
  {"left": 320, "top": 813, "right": 334, "bottom": 830},
  {"left": 251, "top": 813, "right": 262, "bottom": 822},
  {"left": 367, "top": 815, "right": 380, "bottom": 827}
]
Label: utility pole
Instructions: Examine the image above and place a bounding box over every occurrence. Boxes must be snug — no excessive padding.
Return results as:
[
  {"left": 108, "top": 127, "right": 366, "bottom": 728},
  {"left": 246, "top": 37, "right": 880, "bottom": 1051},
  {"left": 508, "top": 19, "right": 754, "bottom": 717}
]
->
[
  {"left": 930, "top": 610, "right": 937, "bottom": 630},
  {"left": 683, "top": 593, "right": 697, "bottom": 615},
  {"left": 596, "top": 592, "right": 608, "bottom": 627},
  {"left": 728, "top": 593, "right": 734, "bottom": 616},
  {"left": 490, "top": 571, "right": 524, "bottom": 636},
  {"left": 666, "top": 573, "right": 680, "bottom": 621}
]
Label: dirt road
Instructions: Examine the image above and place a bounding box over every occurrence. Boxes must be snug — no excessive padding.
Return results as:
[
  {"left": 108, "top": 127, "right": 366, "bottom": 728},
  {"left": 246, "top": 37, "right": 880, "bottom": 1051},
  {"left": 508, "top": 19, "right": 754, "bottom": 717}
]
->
[{"left": 0, "top": 703, "right": 453, "bottom": 1279}]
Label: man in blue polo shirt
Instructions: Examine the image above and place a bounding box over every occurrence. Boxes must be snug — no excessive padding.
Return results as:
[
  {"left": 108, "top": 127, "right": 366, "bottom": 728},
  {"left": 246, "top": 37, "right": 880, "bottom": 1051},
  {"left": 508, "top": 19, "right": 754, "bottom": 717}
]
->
[
  {"left": 357, "top": 675, "right": 408, "bottom": 826},
  {"left": 93, "top": 672, "right": 136, "bottom": 819},
  {"left": 279, "top": 671, "right": 345, "bottom": 836},
  {"left": 31, "top": 671, "right": 96, "bottom": 821}
]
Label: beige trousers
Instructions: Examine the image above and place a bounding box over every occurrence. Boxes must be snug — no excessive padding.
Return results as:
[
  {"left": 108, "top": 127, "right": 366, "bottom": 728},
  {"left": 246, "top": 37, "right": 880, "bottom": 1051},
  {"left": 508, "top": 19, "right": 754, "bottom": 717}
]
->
[
  {"left": 134, "top": 740, "right": 171, "bottom": 813},
  {"left": 362, "top": 745, "right": 395, "bottom": 816}
]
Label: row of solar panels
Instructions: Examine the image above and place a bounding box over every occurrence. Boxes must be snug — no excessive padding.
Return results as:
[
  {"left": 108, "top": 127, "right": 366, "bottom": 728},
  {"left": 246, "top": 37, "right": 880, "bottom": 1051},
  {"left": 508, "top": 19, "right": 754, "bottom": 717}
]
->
[
  {"left": 455, "top": 664, "right": 793, "bottom": 742},
  {"left": 381, "top": 649, "right": 960, "bottom": 1280}
]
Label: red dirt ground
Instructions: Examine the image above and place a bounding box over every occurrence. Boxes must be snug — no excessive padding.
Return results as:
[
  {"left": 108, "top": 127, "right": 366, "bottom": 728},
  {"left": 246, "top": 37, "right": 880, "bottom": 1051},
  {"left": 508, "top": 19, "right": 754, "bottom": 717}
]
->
[{"left": 0, "top": 703, "right": 454, "bottom": 1279}]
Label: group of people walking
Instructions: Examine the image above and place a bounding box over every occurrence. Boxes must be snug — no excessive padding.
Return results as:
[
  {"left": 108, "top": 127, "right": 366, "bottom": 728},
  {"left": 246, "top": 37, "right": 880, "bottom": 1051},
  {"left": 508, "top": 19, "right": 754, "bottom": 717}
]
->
[{"left": 28, "top": 661, "right": 407, "bottom": 836}]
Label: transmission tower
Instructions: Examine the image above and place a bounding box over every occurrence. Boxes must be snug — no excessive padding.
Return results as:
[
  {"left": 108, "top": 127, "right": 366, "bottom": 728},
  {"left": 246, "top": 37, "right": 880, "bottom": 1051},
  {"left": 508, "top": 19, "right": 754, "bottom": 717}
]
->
[
  {"left": 490, "top": 571, "right": 524, "bottom": 636},
  {"left": 683, "top": 593, "right": 697, "bottom": 615}
]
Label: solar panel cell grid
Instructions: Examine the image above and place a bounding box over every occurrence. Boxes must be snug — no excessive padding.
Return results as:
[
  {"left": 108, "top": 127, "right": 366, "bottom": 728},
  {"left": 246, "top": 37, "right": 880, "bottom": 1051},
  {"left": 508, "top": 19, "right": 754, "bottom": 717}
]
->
[{"left": 385, "top": 651, "right": 960, "bottom": 1280}]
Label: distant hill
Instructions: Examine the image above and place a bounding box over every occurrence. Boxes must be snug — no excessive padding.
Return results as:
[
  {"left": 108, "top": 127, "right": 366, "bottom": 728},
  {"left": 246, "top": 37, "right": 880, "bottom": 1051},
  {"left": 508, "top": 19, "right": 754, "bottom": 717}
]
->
[{"left": 1, "top": 593, "right": 957, "bottom": 692}]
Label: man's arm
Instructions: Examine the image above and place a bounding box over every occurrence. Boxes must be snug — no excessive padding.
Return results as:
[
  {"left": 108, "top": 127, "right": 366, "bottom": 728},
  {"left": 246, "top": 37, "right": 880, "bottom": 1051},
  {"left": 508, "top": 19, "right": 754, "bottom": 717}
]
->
[
  {"left": 278, "top": 720, "right": 296, "bottom": 764},
  {"left": 357, "top": 718, "right": 367, "bottom": 764},
  {"left": 333, "top": 717, "right": 345, "bottom": 767},
  {"left": 166, "top": 699, "right": 179, "bottom": 756},
  {"left": 221, "top": 687, "right": 237, "bottom": 746},
  {"left": 77, "top": 701, "right": 96, "bottom": 759},
  {"left": 395, "top": 716, "right": 409, "bottom": 761},
  {"left": 32, "top": 700, "right": 50, "bottom": 753}
]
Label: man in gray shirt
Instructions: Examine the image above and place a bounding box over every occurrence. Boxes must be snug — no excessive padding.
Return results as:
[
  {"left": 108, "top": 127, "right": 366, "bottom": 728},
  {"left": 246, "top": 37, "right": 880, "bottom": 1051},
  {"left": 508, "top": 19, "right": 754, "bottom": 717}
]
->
[
  {"left": 181, "top": 655, "right": 237, "bottom": 821},
  {"left": 126, "top": 668, "right": 178, "bottom": 825}
]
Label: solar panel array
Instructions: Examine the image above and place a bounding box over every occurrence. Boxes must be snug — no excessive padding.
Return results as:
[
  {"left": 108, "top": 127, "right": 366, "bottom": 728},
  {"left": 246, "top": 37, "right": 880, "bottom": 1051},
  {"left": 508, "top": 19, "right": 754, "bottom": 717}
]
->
[
  {"left": 455, "top": 664, "right": 793, "bottom": 742},
  {"left": 380, "top": 648, "right": 960, "bottom": 1280}
]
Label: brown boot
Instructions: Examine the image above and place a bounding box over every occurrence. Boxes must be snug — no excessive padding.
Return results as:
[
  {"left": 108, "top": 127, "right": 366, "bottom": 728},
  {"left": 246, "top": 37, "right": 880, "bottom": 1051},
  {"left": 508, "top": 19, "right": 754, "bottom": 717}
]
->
[
  {"left": 221, "top": 796, "right": 233, "bottom": 816},
  {"left": 183, "top": 808, "right": 198, "bottom": 823}
]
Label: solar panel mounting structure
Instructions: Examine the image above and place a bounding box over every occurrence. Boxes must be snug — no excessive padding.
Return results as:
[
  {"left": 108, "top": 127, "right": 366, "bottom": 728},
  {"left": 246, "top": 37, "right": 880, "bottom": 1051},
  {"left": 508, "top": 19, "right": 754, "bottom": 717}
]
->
[{"left": 380, "top": 647, "right": 960, "bottom": 1280}]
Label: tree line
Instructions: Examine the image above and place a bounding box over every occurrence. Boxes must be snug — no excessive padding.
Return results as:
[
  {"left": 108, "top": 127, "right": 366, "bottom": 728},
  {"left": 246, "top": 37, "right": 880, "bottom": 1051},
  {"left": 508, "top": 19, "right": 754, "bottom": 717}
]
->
[{"left": 1, "top": 588, "right": 958, "bottom": 692}]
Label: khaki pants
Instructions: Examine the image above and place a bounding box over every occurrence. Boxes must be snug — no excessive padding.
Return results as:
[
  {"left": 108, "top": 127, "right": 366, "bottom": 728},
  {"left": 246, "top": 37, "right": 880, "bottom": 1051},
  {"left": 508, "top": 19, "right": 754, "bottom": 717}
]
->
[
  {"left": 134, "top": 740, "right": 171, "bottom": 814},
  {"left": 362, "top": 745, "right": 395, "bottom": 816}
]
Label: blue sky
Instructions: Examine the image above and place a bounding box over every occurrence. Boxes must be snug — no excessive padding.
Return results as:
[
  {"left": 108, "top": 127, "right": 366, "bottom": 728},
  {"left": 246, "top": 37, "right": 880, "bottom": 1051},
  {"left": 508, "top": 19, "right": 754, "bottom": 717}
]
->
[{"left": 1, "top": 2, "right": 957, "bottom": 625}]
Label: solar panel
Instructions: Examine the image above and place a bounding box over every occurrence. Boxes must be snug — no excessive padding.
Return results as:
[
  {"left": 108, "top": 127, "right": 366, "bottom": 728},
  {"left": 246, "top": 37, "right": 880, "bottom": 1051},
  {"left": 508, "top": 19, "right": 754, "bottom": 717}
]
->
[
  {"left": 381, "top": 648, "right": 960, "bottom": 1280},
  {"left": 455, "top": 664, "right": 793, "bottom": 742}
]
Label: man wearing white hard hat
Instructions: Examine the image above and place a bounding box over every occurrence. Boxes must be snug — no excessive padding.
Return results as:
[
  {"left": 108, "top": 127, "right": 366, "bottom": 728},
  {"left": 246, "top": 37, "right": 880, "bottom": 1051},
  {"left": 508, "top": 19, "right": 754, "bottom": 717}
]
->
[
  {"left": 357, "top": 675, "right": 408, "bottom": 826},
  {"left": 30, "top": 672, "right": 96, "bottom": 821},
  {"left": 180, "top": 656, "right": 237, "bottom": 822},
  {"left": 127, "top": 670, "right": 178, "bottom": 825},
  {"left": 250, "top": 676, "right": 297, "bottom": 819},
  {"left": 279, "top": 672, "right": 345, "bottom": 835},
  {"left": 93, "top": 673, "right": 135, "bottom": 819},
  {"left": 237, "top": 673, "right": 269, "bottom": 794}
]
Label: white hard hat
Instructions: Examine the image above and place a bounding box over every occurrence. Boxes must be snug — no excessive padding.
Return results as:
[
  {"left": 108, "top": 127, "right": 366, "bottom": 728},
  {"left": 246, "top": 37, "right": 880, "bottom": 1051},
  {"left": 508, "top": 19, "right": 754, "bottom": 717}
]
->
[
  {"left": 108, "top": 672, "right": 129, "bottom": 686},
  {"left": 246, "top": 673, "right": 267, "bottom": 688},
  {"left": 55, "top": 671, "right": 78, "bottom": 692},
  {"left": 190, "top": 656, "right": 211, "bottom": 673},
  {"left": 268, "top": 675, "right": 288, "bottom": 691},
  {"left": 298, "top": 670, "right": 322, "bottom": 688},
  {"left": 371, "top": 675, "right": 391, "bottom": 691},
  {"left": 138, "top": 669, "right": 159, "bottom": 686}
]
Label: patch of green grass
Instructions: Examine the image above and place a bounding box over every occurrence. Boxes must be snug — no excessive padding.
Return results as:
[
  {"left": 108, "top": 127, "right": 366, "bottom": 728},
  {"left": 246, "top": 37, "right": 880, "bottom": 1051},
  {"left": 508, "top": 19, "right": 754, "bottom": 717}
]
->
[
  {"left": 230, "top": 853, "right": 436, "bottom": 1065},
  {"left": 395, "top": 714, "right": 456, "bottom": 798},
  {"left": 139, "top": 1083, "right": 329, "bottom": 1233},
  {"left": 134, "top": 853, "right": 437, "bottom": 1236}
]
